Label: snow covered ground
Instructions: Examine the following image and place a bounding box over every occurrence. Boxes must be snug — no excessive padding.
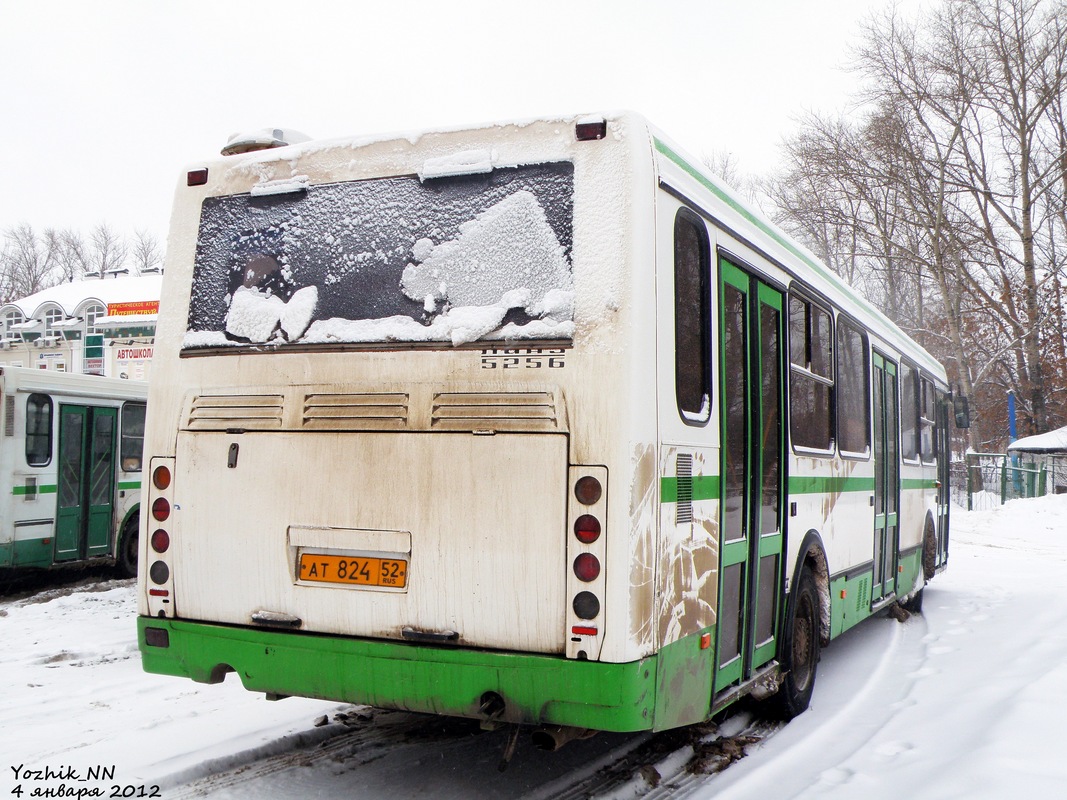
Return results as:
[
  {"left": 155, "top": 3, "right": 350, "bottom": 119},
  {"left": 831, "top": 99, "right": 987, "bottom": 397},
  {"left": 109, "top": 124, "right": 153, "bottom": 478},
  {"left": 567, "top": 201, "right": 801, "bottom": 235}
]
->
[{"left": 2, "top": 495, "right": 1066, "bottom": 799}]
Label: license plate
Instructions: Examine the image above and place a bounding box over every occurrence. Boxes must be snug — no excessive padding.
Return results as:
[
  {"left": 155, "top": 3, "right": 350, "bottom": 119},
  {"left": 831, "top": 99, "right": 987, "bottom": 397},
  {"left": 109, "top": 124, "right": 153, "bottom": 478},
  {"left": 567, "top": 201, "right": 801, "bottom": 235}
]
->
[{"left": 298, "top": 553, "right": 408, "bottom": 589}]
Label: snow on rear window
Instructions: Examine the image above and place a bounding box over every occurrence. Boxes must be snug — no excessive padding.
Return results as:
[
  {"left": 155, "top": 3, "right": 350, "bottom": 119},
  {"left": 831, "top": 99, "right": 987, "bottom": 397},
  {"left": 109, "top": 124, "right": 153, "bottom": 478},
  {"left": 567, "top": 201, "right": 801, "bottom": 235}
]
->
[{"left": 184, "top": 162, "right": 573, "bottom": 349}]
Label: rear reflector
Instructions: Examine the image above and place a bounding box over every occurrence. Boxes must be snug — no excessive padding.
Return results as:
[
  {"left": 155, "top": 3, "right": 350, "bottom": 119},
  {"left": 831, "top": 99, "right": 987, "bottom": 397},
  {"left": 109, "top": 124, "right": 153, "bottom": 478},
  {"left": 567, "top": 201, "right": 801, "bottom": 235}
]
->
[
  {"left": 187, "top": 168, "right": 208, "bottom": 186},
  {"left": 571, "top": 625, "right": 598, "bottom": 636},
  {"left": 144, "top": 627, "right": 170, "bottom": 648},
  {"left": 148, "top": 588, "right": 170, "bottom": 597}
]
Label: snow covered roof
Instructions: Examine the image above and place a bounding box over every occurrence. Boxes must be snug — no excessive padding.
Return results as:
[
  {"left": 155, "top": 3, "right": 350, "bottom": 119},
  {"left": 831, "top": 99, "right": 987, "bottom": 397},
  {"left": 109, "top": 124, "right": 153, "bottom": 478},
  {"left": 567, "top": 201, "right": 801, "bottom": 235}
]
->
[
  {"left": 1007, "top": 425, "right": 1067, "bottom": 453},
  {"left": 2, "top": 275, "right": 162, "bottom": 320},
  {"left": 95, "top": 313, "right": 158, "bottom": 328}
]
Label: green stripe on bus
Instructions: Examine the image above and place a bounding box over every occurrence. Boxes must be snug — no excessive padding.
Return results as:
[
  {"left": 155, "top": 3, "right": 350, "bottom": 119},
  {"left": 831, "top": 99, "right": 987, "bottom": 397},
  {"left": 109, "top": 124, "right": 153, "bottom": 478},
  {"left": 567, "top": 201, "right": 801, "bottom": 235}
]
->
[
  {"left": 901, "top": 478, "right": 938, "bottom": 490},
  {"left": 788, "top": 476, "right": 875, "bottom": 494},
  {"left": 660, "top": 475, "right": 721, "bottom": 503},
  {"left": 118, "top": 481, "right": 142, "bottom": 491},
  {"left": 11, "top": 484, "right": 57, "bottom": 496}
]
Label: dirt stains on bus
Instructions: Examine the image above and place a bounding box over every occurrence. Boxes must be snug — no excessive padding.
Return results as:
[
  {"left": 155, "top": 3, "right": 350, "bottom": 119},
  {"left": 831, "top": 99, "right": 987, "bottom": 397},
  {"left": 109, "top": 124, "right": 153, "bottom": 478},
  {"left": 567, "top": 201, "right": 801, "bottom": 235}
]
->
[
  {"left": 655, "top": 447, "right": 718, "bottom": 649},
  {"left": 629, "top": 443, "right": 657, "bottom": 653}
]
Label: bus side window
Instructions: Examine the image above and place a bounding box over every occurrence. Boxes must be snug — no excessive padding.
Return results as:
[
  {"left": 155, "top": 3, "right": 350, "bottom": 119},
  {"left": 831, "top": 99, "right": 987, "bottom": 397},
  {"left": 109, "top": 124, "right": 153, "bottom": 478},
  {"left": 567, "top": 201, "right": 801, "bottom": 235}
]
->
[
  {"left": 26, "top": 393, "right": 53, "bottom": 467},
  {"left": 919, "top": 377, "right": 936, "bottom": 462},
  {"left": 121, "top": 401, "right": 147, "bottom": 472},
  {"left": 789, "top": 294, "right": 834, "bottom": 451},
  {"left": 836, "top": 320, "right": 870, "bottom": 457},
  {"left": 900, "top": 364, "right": 919, "bottom": 460},
  {"left": 674, "top": 208, "right": 710, "bottom": 424}
]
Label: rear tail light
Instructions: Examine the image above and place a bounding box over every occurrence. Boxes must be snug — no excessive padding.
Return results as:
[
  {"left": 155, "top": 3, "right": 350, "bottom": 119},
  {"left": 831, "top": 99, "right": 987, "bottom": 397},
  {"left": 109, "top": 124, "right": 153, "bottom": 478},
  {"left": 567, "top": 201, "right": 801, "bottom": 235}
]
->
[
  {"left": 150, "top": 529, "right": 170, "bottom": 553},
  {"left": 146, "top": 457, "right": 176, "bottom": 617},
  {"left": 574, "top": 514, "right": 601, "bottom": 543},
  {"left": 572, "top": 591, "right": 600, "bottom": 619},
  {"left": 573, "top": 553, "right": 601, "bottom": 582},
  {"left": 149, "top": 560, "right": 170, "bottom": 584},
  {"left": 574, "top": 476, "right": 602, "bottom": 505},
  {"left": 153, "top": 465, "right": 172, "bottom": 491}
]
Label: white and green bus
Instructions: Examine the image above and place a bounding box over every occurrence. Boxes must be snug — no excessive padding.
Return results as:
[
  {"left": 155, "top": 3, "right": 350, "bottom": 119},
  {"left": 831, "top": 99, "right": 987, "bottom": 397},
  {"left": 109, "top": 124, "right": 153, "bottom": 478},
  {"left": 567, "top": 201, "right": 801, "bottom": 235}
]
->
[
  {"left": 138, "top": 112, "right": 958, "bottom": 742},
  {"left": 0, "top": 367, "right": 147, "bottom": 577}
]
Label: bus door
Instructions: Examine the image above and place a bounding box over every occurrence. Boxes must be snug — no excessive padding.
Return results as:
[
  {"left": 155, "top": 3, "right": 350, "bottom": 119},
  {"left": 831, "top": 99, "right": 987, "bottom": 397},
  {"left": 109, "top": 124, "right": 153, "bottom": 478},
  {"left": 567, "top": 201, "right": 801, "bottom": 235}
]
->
[
  {"left": 871, "top": 354, "right": 899, "bottom": 602},
  {"left": 714, "top": 259, "right": 784, "bottom": 693},
  {"left": 54, "top": 405, "right": 117, "bottom": 562},
  {"left": 934, "top": 393, "right": 950, "bottom": 570}
]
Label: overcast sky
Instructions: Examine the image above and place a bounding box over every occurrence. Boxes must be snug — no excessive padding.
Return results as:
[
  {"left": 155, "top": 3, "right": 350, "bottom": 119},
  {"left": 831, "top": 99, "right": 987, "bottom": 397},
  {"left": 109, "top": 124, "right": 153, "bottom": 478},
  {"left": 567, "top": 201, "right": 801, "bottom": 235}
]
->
[{"left": 0, "top": 0, "right": 919, "bottom": 245}]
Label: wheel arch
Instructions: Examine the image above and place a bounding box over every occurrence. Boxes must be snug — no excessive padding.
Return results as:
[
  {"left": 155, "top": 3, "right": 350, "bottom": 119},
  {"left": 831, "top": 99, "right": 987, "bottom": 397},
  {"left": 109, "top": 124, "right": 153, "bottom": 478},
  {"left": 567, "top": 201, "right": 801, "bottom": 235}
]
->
[{"left": 119, "top": 504, "right": 140, "bottom": 541}]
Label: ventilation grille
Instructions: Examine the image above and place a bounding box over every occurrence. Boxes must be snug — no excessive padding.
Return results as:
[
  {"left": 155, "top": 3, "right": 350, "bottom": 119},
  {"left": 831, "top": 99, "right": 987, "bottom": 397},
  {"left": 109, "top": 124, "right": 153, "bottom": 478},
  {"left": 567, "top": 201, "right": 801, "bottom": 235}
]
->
[
  {"left": 676, "top": 453, "right": 694, "bottom": 524},
  {"left": 303, "top": 393, "right": 408, "bottom": 430},
  {"left": 857, "top": 577, "right": 870, "bottom": 612},
  {"left": 431, "top": 392, "right": 558, "bottom": 432},
  {"left": 4, "top": 395, "right": 13, "bottom": 437},
  {"left": 187, "top": 395, "right": 284, "bottom": 430}
]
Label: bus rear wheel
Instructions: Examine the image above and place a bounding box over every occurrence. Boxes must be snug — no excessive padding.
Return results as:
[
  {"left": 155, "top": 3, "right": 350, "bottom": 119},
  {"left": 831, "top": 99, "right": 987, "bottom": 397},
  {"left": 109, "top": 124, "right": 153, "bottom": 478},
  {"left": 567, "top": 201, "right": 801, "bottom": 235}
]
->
[
  {"left": 768, "top": 566, "right": 820, "bottom": 720},
  {"left": 116, "top": 517, "right": 139, "bottom": 578}
]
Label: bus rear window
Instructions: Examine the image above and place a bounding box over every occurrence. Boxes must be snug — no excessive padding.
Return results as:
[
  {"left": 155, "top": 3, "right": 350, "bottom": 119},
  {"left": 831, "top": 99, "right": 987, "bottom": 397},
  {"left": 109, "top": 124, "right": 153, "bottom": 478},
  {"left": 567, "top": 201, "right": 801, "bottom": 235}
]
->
[{"left": 184, "top": 162, "right": 574, "bottom": 350}]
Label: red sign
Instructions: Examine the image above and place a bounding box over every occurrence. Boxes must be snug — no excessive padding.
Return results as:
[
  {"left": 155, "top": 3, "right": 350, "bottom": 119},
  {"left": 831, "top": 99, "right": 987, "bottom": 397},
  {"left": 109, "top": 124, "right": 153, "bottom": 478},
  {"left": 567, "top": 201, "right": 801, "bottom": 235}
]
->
[{"left": 107, "top": 300, "right": 159, "bottom": 316}]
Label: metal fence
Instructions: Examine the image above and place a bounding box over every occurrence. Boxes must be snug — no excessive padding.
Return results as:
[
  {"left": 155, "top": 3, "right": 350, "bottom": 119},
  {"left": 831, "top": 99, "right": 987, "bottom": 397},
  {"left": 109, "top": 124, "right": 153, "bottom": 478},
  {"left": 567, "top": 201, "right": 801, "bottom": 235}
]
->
[{"left": 949, "top": 453, "right": 1067, "bottom": 511}]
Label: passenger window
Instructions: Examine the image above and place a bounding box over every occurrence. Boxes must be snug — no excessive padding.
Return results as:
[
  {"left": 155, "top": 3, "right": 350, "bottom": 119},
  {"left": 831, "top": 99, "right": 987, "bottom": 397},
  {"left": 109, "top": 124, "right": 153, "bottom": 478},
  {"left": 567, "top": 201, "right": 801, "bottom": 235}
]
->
[
  {"left": 919, "top": 378, "right": 936, "bottom": 462},
  {"left": 789, "top": 294, "right": 833, "bottom": 451},
  {"left": 674, "top": 208, "right": 710, "bottom": 424},
  {"left": 121, "top": 402, "right": 147, "bottom": 472},
  {"left": 25, "top": 393, "right": 53, "bottom": 467},
  {"left": 900, "top": 364, "right": 919, "bottom": 460},
  {"left": 837, "top": 320, "right": 870, "bottom": 456}
]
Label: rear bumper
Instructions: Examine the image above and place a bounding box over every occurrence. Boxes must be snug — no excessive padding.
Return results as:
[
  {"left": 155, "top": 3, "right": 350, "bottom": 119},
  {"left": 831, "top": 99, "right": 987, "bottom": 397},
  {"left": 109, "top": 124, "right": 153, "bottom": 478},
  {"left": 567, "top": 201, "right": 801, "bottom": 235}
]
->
[{"left": 138, "top": 617, "right": 656, "bottom": 732}]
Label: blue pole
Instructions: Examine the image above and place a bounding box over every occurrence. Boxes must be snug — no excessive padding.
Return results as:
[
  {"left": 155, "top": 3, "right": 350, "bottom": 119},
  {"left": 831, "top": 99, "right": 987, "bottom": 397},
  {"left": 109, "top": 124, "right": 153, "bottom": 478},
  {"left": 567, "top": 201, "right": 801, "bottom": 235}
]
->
[
  {"left": 1008, "top": 390, "right": 1017, "bottom": 443},
  {"left": 1008, "top": 390, "right": 1021, "bottom": 497}
]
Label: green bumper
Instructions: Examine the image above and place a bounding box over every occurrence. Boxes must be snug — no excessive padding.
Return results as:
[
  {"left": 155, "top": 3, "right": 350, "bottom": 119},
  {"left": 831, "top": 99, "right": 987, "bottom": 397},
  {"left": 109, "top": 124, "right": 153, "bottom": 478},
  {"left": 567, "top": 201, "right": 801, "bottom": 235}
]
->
[{"left": 138, "top": 617, "right": 657, "bottom": 732}]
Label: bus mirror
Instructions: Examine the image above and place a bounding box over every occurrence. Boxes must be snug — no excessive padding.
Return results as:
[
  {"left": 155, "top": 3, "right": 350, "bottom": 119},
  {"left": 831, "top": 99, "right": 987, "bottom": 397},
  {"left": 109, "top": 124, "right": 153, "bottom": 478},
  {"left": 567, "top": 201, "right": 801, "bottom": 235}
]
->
[{"left": 953, "top": 394, "right": 971, "bottom": 429}]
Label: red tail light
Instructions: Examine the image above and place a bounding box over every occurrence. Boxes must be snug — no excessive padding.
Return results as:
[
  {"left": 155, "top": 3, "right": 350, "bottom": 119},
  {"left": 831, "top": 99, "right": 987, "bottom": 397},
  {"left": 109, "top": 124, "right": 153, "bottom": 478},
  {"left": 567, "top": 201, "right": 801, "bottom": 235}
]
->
[
  {"left": 573, "top": 553, "right": 601, "bottom": 582},
  {"left": 150, "top": 529, "right": 170, "bottom": 553},
  {"left": 153, "top": 465, "right": 172, "bottom": 491},
  {"left": 574, "top": 514, "right": 601, "bottom": 543},
  {"left": 151, "top": 497, "right": 170, "bottom": 522}
]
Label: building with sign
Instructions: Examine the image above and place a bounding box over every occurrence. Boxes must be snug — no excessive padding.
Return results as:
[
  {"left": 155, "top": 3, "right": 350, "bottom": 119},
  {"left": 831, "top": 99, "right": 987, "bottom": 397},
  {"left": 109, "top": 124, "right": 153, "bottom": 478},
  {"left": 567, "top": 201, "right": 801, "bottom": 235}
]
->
[{"left": 0, "top": 274, "right": 162, "bottom": 379}]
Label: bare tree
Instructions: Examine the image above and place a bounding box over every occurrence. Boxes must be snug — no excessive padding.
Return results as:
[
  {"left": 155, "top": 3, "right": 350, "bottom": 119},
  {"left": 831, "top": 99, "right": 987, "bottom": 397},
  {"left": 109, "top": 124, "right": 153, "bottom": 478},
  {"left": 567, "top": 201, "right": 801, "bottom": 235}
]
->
[
  {"left": 53, "top": 229, "right": 90, "bottom": 283},
  {"left": 130, "top": 229, "right": 162, "bottom": 274},
  {"left": 88, "top": 224, "right": 128, "bottom": 275},
  {"left": 768, "top": 0, "right": 1067, "bottom": 447},
  {"left": 0, "top": 224, "right": 61, "bottom": 303}
]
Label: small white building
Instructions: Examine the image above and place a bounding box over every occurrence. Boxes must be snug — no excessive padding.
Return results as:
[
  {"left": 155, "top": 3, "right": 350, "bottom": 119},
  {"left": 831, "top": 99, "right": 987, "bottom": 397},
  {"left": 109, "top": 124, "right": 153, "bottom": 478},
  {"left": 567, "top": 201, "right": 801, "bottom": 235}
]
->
[{"left": 0, "top": 274, "right": 162, "bottom": 379}]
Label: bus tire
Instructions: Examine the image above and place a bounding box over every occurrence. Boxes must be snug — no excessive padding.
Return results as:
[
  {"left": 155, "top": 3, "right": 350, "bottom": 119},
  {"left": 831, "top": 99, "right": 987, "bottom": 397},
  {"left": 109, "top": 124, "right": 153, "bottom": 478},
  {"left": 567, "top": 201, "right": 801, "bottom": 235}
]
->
[
  {"left": 902, "top": 587, "right": 924, "bottom": 614},
  {"left": 922, "top": 517, "right": 937, "bottom": 580},
  {"left": 769, "top": 566, "right": 820, "bottom": 720},
  {"left": 117, "top": 516, "right": 139, "bottom": 578}
]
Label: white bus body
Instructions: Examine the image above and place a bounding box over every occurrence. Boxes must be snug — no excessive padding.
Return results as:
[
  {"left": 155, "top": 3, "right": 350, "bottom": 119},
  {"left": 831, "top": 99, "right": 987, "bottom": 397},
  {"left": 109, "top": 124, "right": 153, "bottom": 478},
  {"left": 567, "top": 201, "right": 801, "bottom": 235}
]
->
[
  {"left": 0, "top": 367, "right": 147, "bottom": 576},
  {"left": 138, "top": 112, "right": 950, "bottom": 733}
]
